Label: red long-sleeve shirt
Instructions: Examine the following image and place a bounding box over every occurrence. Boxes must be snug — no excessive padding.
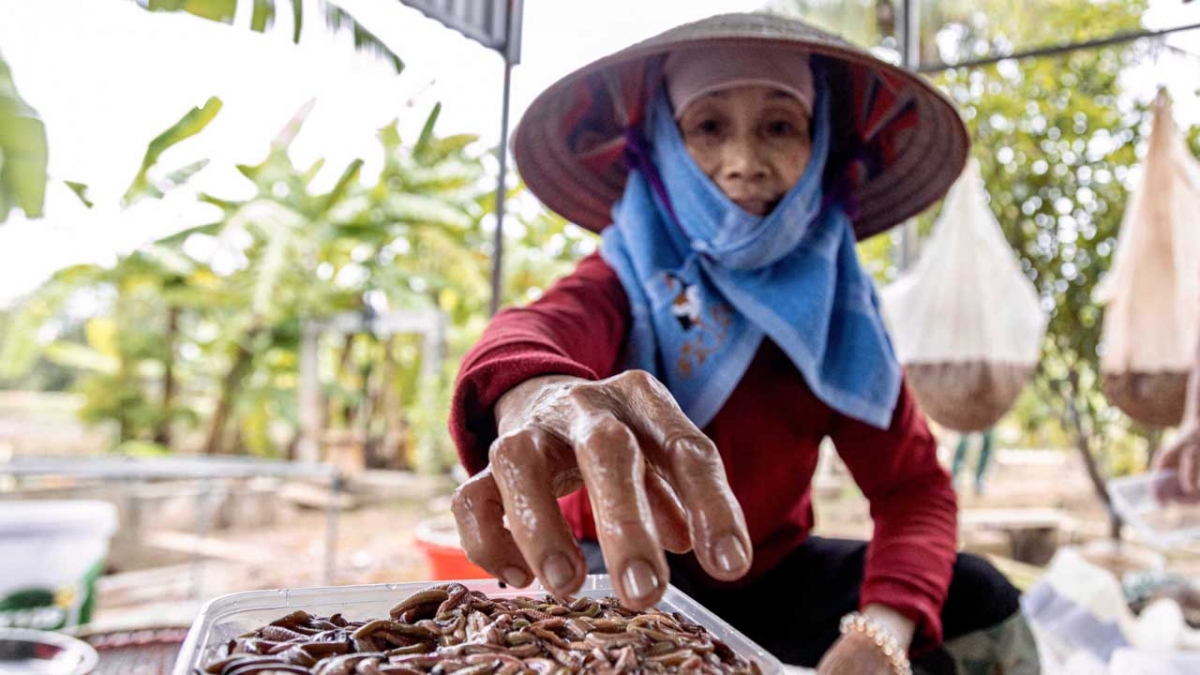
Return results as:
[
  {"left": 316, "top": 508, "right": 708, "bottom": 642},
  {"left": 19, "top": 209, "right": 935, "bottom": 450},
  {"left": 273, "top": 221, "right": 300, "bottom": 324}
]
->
[{"left": 449, "top": 252, "right": 958, "bottom": 647}]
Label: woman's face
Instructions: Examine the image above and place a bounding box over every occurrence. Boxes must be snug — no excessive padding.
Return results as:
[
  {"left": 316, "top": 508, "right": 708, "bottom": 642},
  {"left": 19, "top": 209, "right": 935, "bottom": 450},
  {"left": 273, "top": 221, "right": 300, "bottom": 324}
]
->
[{"left": 677, "top": 85, "right": 813, "bottom": 216}]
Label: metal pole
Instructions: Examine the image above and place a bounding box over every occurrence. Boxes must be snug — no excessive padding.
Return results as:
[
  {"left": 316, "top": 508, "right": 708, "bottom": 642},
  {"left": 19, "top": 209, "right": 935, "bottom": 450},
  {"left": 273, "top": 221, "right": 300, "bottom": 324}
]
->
[
  {"left": 324, "top": 473, "right": 342, "bottom": 585},
  {"left": 191, "top": 478, "right": 213, "bottom": 600},
  {"left": 489, "top": 58, "right": 514, "bottom": 317},
  {"left": 895, "top": 0, "right": 921, "bottom": 273},
  {"left": 297, "top": 323, "right": 321, "bottom": 464}
]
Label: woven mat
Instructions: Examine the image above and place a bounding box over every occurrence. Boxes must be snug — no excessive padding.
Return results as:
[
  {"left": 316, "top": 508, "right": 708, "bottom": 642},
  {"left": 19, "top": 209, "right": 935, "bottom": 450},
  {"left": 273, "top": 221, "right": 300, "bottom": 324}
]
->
[{"left": 84, "top": 627, "right": 188, "bottom": 675}]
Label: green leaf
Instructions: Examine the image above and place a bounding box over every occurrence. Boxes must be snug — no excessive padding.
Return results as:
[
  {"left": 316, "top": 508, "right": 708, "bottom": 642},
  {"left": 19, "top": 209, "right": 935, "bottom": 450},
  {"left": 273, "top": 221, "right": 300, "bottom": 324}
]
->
[
  {"left": 300, "top": 157, "right": 327, "bottom": 187},
  {"left": 426, "top": 133, "right": 478, "bottom": 158},
  {"left": 414, "top": 103, "right": 441, "bottom": 160},
  {"left": 123, "top": 96, "right": 222, "bottom": 207},
  {"left": 162, "top": 158, "right": 210, "bottom": 190},
  {"left": 384, "top": 193, "right": 471, "bottom": 228},
  {"left": 196, "top": 193, "right": 242, "bottom": 212},
  {"left": 65, "top": 181, "right": 94, "bottom": 208},
  {"left": 403, "top": 163, "right": 484, "bottom": 193},
  {"left": 140, "top": 0, "right": 237, "bottom": 23},
  {"left": 44, "top": 342, "right": 120, "bottom": 375},
  {"left": 320, "top": 1, "right": 404, "bottom": 74},
  {"left": 139, "top": 1, "right": 404, "bottom": 74},
  {"left": 250, "top": 0, "right": 275, "bottom": 32},
  {"left": 0, "top": 51, "right": 48, "bottom": 222},
  {"left": 253, "top": 226, "right": 290, "bottom": 320},
  {"left": 51, "top": 264, "right": 107, "bottom": 286},
  {"left": 289, "top": 0, "right": 303, "bottom": 43},
  {"left": 318, "top": 159, "right": 362, "bottom": 216},
  {"left": 85, "top": 318, "right": 120, "bottom": 359},
  {"left": 377, "top": 120, "right": 401, "bottom": 150}
]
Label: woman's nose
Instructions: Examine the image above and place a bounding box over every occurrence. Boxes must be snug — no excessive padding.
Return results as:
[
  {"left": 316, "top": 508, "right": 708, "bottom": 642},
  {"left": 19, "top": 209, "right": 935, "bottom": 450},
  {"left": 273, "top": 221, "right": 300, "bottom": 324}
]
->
[{"left": 722, "top": 136, "right": 767, "bottom": 181}]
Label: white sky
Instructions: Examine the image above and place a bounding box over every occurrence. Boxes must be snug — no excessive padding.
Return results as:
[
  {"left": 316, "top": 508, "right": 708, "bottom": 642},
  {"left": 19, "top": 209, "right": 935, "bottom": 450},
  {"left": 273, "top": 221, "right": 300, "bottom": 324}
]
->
[
  {"left": 0, "top": 0, "right": 1196, "bottom": 306},
  {"left": 0, "top": 0, "right": 764, "bottom": 306}
]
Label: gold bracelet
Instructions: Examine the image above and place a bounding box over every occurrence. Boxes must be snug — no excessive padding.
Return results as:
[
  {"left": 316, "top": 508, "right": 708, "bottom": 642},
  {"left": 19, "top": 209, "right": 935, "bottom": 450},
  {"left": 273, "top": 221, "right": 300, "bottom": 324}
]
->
[{"left": 839, "top": 612, "right": 913, "bottom": 675}]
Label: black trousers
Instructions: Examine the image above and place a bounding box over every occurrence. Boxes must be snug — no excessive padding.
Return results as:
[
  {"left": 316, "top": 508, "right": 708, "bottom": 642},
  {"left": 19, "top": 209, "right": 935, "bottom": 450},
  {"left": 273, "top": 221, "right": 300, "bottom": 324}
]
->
[{"left": 580, "top": 536, "right": 1022, "bottom": 672}]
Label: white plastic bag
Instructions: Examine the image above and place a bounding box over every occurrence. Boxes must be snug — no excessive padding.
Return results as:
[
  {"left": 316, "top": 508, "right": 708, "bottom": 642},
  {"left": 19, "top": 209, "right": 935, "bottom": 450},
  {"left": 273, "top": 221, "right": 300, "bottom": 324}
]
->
[
  {"left": 1024, "top": 548, "right": 1200, "bottom": 672},
  {"left": 881, "top": 158, "right": 1047, "bottom": 431},
  {"left": 1096, "top": 91, "right": 1200, "bottom": 427}
]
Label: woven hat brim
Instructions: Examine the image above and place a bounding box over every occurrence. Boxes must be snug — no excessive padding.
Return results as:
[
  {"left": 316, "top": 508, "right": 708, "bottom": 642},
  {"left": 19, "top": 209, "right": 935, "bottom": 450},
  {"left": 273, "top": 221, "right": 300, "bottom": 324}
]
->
[{"left": 512, "top": 13, "right": 969, "bottom": 240}]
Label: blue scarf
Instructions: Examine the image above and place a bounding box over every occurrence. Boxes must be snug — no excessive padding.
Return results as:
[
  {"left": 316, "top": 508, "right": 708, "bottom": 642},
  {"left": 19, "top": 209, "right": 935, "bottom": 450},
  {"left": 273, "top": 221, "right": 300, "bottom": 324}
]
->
[{"left": 599, "top": 75, "right": 901, "bottom": 430}]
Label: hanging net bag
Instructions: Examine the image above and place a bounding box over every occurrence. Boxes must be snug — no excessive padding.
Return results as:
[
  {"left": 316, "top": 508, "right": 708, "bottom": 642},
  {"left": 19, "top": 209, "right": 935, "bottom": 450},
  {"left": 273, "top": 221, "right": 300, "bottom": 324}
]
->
[
  {"left": 880, "top": 159, "right": 1048, "bottom": 432},
  {"left": 1096, "top": 91, "right": 1200, "bottom": 428}
]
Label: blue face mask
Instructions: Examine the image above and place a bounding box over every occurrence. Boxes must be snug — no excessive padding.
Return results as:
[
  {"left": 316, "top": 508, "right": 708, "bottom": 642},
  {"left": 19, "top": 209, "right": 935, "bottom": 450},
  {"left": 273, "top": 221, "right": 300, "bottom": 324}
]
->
[{"left": 599, "top": 66, "right": 902, "bottom": 430}]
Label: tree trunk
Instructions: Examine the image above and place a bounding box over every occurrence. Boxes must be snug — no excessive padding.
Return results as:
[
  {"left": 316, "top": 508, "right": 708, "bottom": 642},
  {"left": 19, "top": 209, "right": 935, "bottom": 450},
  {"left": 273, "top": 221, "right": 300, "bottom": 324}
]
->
[
  {"left": 1145, "top": 427, "right": 1164, "bottom": 467},
  {"left": 1061, "top": 371, "right": 1122, "bottom": 540},
  {"left": 338, "top": 333, "right": 356, "bottom": 425},
  {"left": 154, "top": 307, "right": 179, "bottom": 447},
  {"left": 375, "top": 337, "right": 406, "bottom": 470},
  {"left": 203, "top": 329, "right": 260, "bottom": 455}
]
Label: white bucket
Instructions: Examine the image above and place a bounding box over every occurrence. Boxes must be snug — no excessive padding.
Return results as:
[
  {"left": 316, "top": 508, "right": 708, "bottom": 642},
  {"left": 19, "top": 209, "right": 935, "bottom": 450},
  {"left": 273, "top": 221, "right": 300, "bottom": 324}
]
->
[{"left": 0, "top": 501, "right": 118, "bottom": 631}]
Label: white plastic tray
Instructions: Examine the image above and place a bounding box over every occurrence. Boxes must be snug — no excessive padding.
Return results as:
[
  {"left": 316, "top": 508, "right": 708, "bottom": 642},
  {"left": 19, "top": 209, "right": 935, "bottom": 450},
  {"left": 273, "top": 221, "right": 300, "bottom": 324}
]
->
[
  {"left": 1109, "top": 470, "right": 1200, "bottom": 548},
  {"left": 171, "top": 575, "right": 784, "bottom": 674}
]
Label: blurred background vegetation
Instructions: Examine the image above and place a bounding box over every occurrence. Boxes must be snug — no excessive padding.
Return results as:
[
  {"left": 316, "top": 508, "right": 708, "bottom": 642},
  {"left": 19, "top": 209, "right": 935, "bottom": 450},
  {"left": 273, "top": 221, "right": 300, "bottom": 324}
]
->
[{"left": 0, "top": 0, "right": 1197, "bottom": 486}]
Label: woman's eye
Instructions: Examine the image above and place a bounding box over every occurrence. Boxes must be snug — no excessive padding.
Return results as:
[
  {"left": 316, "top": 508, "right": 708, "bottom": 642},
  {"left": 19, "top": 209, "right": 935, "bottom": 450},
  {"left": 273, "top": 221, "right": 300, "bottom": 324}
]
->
[
  {"left": 692, "top": 118, "right": 722, "bottom": 136},
  {"left": 766, "top": 120, "right": 798, "bottom": 136}
]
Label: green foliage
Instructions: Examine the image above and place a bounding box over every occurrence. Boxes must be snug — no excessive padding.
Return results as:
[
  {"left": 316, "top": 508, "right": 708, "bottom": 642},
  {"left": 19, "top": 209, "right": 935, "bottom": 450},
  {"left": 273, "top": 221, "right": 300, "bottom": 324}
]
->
[
  {"left": 0, "top": 50, "right": 48, "bottom": 222},
  {"left": 123, "top": 96, "right": 222, "bottom": 206},
  {"left": 0, "top": 85, "right": 594, "bottom": 470},
  {"left": 778, "top": 0, "right": 1195, "bottom": 484},
  {"left": 136, "top": 0, "right": 404, "bottom": 73},
  {"left": 934, "top": 0, "right": 1158, "bottom": 474}
]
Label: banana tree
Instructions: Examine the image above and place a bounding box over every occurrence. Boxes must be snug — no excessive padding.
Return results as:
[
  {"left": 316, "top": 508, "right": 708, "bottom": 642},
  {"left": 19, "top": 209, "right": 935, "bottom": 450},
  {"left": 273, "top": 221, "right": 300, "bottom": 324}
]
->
[
  {"left": 0, "top": 97, "right": 223, "bottom": 444},
  {"left": 186, "top": 98, "right": 491, "bottom": 456}
]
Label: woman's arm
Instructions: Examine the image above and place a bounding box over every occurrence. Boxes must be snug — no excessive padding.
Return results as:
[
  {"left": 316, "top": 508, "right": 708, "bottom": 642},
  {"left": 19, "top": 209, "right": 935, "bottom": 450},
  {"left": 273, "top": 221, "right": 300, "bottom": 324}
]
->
[
  {"left": 448, "top": 252, "right": 632, "bottom": 475},
  {"left": 828, "top": 379, "right": 958, "bottom": 650}
]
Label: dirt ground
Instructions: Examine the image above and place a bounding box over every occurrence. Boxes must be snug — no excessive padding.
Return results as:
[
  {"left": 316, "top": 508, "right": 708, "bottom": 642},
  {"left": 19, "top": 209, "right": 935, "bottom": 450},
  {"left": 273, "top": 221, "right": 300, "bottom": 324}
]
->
[{"left": 87, "top": 445, "right": 1200, "bottom": 633}]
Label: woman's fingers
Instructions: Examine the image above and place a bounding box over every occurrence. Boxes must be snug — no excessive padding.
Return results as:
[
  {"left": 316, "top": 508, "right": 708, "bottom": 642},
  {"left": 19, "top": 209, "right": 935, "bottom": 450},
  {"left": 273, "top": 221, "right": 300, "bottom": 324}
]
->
[
  {"left": 450, "top": 470, "right": 533, "bottom": 588},
  {"left": 645, "top": 465, "right": 693, "bottom": 554},
  {"left": 571, "top": 410, "right": 669, "bottom": 609},
  {"left": 1156, "top": 427, "right": 1200, "bottom": 495},
  {"left": 615, "top": 371, "right": 753, "bottom": 581},
  {"left": 488, "top": 427, "right": 588, "bottom": 597},
  {"left": 456, "top": 369, "right": 748, "bottom": 607}
]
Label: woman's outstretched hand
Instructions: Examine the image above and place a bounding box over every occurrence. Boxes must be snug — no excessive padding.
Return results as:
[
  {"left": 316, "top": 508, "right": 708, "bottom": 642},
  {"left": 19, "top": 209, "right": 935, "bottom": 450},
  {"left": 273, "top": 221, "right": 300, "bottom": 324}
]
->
[
  {"left": 451, "top": 370, "right": 752, "bottom": 609},
  {"left": 1153, "top": 425, "right": 1200, "bottom": 494}
]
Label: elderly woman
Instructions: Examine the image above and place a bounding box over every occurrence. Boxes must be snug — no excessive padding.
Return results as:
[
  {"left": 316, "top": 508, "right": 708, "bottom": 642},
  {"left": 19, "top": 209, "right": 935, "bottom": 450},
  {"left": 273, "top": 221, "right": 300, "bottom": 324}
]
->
[{"left": 447, "top": 13, "right": 1038, "bottom": 675}]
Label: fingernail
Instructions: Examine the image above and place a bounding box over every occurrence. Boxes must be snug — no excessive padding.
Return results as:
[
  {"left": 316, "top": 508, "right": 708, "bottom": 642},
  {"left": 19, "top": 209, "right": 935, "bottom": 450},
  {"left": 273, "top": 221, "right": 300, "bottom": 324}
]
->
[
  {"left": 622, "top": 559, "right": 660, "bottom": 601},
  {"left": 713, "top": 535, "right": 748, "bottom": 574},
  {"left": 502, "top": 566, "right": 531, "bottom": 588},
  {"left": 541, "top": 553, "right": 575, "bottom": 591}
]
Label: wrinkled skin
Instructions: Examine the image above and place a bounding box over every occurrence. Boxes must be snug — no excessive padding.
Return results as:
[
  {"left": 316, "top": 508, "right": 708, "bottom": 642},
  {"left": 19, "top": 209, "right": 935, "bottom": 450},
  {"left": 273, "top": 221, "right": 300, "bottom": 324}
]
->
[
  {"left": 451, "top": 371, "right": 752, "bottom": 609},
  {"left": 677, "top": 85, "right": 814, "bottom": 215}
]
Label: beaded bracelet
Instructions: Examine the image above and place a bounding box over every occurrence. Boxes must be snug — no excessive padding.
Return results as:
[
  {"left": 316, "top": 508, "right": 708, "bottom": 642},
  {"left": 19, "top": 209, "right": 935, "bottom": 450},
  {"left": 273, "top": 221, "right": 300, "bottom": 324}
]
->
[{"left": 839, "top": 612, "right": 913, "bottom": 675}]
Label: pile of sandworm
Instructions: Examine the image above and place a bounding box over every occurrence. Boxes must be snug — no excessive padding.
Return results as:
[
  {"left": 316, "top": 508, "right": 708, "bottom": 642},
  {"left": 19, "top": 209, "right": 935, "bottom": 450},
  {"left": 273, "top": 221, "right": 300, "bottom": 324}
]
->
[{"left": 198, "top": 582, "right": 762, "bottom": 674}]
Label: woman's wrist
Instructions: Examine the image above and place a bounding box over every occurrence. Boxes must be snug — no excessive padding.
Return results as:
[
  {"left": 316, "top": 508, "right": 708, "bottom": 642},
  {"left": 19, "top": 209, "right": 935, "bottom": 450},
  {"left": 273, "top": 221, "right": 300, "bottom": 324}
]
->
[
  {"left": 494, "top": 375, "right": 583, "bottom": 434},
  {"left": 840, "top": 607, "right": 914, "bottom": 675},
  {"left": 860, "top": 603, "right": 915, "bottom": 648}
]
